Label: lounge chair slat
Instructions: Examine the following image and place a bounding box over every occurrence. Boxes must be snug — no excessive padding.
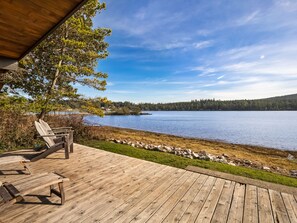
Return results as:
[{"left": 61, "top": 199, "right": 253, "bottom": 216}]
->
[
  {"left": 14, "top": 173, "right": 68, "bottom": 195},
  {"left": 0, "top": 156, "right": 30, "bottom": 166},
  {"left": 8, "top": 172, "right": 49, "bottom": 185},
  {"left": 0, "top": 172, "right": 69, "bottom": 210},
  {"left": 14, "top": 173, "right": 60, "bottom": 189},
  {"left": 0, "top": 194, "right": 4, "bottom": 203},
  {"left": 0, "top": 186, "right": 13, "bottom": 202},
  {"left": 3, "top": 183, "right": 20, "bottom": 197}
]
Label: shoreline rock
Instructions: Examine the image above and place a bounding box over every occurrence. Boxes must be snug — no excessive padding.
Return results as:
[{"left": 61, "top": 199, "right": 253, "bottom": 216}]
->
[{"left": 108, "top": 138, "right": 293, "bottom": 177}]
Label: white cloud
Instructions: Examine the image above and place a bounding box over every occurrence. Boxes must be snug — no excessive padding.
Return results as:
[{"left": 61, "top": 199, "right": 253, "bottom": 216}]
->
[
  {"left": 193, "top": 41, "right": 213, "bottom": 49},
  {"left": 196, "top": 29, "right": 212, "bottom": 36},
  {"left": 217, "top": 75, "right": 225, "bottom": 80},
  {"left": 275, "top": 0, "right": 297, "bottom": 12},
  {"left": 108, "top": 90, "right": 136, "bottom": 94},
  {"left": 106, "top": 81, "right": 114, "bottom": 86},
  {"left": 235, "top": 10, "right": 260, "bottom": 26}
]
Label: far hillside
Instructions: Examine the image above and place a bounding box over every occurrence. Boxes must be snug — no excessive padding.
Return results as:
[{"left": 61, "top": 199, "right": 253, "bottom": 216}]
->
[
  {"left": 135, "top": 93, "right": 297, "bottom": 111},
  {"left": 266, "top": 93, "right": 297, "bottom": 100}
]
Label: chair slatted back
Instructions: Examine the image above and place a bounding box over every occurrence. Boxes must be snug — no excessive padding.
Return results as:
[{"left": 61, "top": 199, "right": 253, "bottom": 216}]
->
[
  {"left": 34, "top": 121, "right": 55, "bottom": 147},
  {"left": 39, "top": 119, "right": 55, "bottom": 136}
]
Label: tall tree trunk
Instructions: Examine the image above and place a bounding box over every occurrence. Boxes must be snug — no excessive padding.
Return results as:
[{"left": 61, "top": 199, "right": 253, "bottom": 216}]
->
[
  {"left": 0, "top": 70, "right": 5, "bottom": 91},
  {"left": 0, "top": 81, "right": 4, "bottom": 92},
  {"left": 38, "top": 60, "right": 62, "bottom": 119},
  {"left": 38, "top": 23, "right": 68, "bottom": 119}
]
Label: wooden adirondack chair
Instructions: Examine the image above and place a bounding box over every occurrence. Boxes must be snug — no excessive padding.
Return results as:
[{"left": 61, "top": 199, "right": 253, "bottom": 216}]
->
[
  {"left": 39, "top": 119, "right": 74, "bottom": 153},
  {"left": 0, "top": 172, "right": 69, "bottom": 211},
  {"left": 34, "top": 121, "right": 70, "bottom": 160},
  {"left": 0, "top": 122, "right": 72, "bottom": 175}
]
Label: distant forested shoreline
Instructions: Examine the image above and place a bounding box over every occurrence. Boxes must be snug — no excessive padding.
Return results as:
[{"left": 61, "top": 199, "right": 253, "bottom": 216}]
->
[
  {"left": 115, "top": 94, "right": 297, "bottom": 111},
  {"left": 58, "top": 93, "right": 297, "bottom": 112}
]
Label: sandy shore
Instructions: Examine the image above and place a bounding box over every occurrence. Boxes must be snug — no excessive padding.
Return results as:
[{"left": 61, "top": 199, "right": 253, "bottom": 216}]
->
[{"left": 87, "top": 125, "right": 297, "bottom": 176}]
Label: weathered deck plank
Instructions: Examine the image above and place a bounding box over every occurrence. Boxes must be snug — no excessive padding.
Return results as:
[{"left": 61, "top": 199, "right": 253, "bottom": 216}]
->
[
  {"left": 227, "top": 183, "right": 245, "bottom": 223},
  {"left": 258, "top": 187, "right": 275, "bottom": 223},
  {"left": 0, "top": 143, "right": 296, "bottom": 223},
  {"left": 269, "top": 189, "right": 290, "bottom": 223},
  {"left": 281, "top": 192, "right": 297, "bottom": 223},
  {"left": 243, "top": 185, "right": 258, "bottom": 223},
  {"left": 211, "top": 181, "right": 236, "bottom": 223}
]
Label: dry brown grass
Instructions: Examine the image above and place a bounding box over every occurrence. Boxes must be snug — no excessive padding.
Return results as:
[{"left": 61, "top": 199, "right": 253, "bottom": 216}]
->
[
  {"left": 87, "top": 126, "right": 297, "bottom": 173},
  {"left": 0, "top": 111, "right": 36, "bottom": 151}
]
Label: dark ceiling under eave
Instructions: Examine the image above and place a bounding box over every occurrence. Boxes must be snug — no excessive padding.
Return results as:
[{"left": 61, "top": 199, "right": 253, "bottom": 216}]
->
[{"left": 0, "top": 0, "right": 88, "bottom": 62}]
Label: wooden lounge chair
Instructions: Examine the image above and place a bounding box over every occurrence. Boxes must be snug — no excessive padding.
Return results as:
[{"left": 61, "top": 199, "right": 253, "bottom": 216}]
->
[
  {"left": 34, "top": 121, "right": 70, "bottom": 160},
  {"left": 39, "top": 119, "right": 74, "bottom": 153},
  {"left": 0, "top": 172, "right": 69, "bottom": 211},
  {"left": 0, "top": 122, "right": 72, "bottom": 174}
]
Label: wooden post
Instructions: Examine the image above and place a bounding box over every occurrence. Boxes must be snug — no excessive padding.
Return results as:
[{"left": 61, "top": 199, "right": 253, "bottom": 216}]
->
[
  {"left": 70, "top": 132, "right": 74, "bottom": 153},
  {"left": 64, "top": 136, "right": 70, "bottom": 159},
  {"left": 58, "top": 182, "right": 65, "bottom": 205},
  {"left": 50, "top": 185, "right": 54, "bottom": 196},
  {"left": 49, "top": 182, "right": 66, "bottom": 205}
]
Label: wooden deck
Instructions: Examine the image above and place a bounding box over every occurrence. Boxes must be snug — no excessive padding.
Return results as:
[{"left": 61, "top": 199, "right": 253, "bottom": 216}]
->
[{"left": 0, "top": 144, "right": 296, "bottom": 223}]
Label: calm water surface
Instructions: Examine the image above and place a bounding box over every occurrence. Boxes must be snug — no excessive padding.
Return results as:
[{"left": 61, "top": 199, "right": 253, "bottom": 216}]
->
[{"left": 84, "top": 111, "right": 297, "bottom": 151}]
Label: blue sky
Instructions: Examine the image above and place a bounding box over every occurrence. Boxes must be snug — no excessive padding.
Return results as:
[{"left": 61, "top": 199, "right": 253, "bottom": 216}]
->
[{"left": 78, "top": 0, "right": 297, "bottom": 103}]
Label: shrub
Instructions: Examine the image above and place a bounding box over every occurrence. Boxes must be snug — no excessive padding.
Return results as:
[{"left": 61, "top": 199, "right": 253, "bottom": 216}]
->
[
  {"left": 44, "top": 114, "right": 89, "bottom": 142},
  {"left": 0, "top": 109, "right": 89, "bottom": 152},
  {"left": 0, "top": 111, "right": 36, "bottom": 151}
]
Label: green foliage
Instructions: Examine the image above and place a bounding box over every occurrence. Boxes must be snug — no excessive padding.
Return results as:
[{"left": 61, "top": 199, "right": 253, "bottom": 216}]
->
[
  {"left": 0, "top": 94, "right": 28, "bottom": 111},
  {"left": 8, "top": 0, "right": 111, "bottom": 118},
  {"left": 82, "top": 140, "right": 297, "bottom": 187},
  {"left": 80, "top": 97, "right": 110, "bottom": 117},
  {"left": 57, "top": 99, "right": 143, "bottom": 115}
]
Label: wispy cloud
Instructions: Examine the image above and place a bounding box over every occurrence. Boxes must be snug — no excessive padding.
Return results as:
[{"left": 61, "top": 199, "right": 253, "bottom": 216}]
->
[
  {"left": 235, "top": 10, "right": 260, "bottom": 26},
  {"left": 107, "top": 90, "right": 136, "bottom": 94},
  {"left": 193, "top": 41, "right": 214, "bottom": 49}
]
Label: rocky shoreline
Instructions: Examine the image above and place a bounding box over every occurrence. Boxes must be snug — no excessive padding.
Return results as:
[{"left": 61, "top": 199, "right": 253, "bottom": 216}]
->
[{"left": 108, "top": 138, "right": 297, "bottom": 178}]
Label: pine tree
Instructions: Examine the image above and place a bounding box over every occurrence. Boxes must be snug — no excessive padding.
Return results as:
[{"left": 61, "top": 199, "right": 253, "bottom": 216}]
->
[{"left": 12, "top": 0, "right": 111, "bottom": 118}]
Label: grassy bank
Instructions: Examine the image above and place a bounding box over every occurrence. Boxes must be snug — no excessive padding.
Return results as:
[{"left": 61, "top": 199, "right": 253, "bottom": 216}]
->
[
  {"left": 80, "top": 140, "right": 297, "bottom": 187},
  {"left": 86, "top": 126, "right": 297, "bottom": 175}
]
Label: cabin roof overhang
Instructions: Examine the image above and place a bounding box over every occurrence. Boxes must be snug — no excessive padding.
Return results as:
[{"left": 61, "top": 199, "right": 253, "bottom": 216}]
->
[{"left": 0, "top": 0, "right": 89, "bottom": 71}]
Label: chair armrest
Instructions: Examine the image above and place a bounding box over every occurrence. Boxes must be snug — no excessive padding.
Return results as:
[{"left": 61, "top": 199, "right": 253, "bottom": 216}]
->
[
  {"left": 51, "top": 127, "right": 72, "bottom": 130},
  {"left": 51, "top": 129, "right": 71, "bottom": 134},
  {"left": 38, "top": 134, "right": 69, "bottom": 138},
  {"left": 53, "top": 172, "right": 70, "bottom": 181}
]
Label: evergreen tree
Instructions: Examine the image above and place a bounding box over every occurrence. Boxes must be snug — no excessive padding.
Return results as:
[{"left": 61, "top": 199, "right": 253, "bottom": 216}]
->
[{"left": 11, "top": 0, "right": 111, "bottom": 118}]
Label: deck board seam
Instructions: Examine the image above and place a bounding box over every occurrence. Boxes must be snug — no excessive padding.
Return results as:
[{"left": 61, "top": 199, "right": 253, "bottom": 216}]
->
[
  {"left": 280, "top": 192, "right": 293, "bottom": 223},
  {"left": 225, "top": 181, "right": 237, "bottom": 223},
  {"left": 145, "top": 172, "right": 197, "bottom": 223},
  {"left": 192, "top": 177, "right": 218, "bottom": 222},
  {"left": 159, "top": 174, "right": 201, "bottom": 223},
  {"left": 256, "top": 186, "right": 260, "bottom": 223},
  {"left": 127, "top": 171, "right": 190, "bottom": 222},
  {"left": 242, "top": 184, "right": 247, "bottom": 223},
  {"left": 210, "top": 180, "right": 233, "bottom": 223},
  {"left": 268, "top": 189, "right": 276, "bottom": 223}
]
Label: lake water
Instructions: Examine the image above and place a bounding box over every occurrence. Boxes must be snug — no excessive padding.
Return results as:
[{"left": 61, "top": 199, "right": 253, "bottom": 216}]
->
[{"left": 84, "top": 111, "right": 297, "bottom": 151}]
